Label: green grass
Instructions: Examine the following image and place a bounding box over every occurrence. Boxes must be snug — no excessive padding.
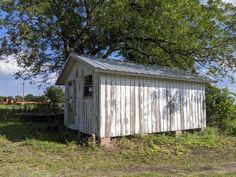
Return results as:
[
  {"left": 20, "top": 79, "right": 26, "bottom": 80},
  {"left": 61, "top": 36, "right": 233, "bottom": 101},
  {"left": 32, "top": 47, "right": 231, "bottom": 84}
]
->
[
  {"left": 0, "top": 104, "right": 36, "bottom": 119},
  {"left": 0, "top": 117, "right": 236, "bottom": 177}
]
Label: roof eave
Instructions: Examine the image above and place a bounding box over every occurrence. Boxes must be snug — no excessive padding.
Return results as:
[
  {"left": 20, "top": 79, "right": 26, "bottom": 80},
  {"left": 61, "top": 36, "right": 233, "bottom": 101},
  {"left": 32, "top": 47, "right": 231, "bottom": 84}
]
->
[
  {"left": 94, "top": 69, "right": 212, "bottom": 83},
  {"left": 55, "top": 53, "right": 74, "bottom": 85}
]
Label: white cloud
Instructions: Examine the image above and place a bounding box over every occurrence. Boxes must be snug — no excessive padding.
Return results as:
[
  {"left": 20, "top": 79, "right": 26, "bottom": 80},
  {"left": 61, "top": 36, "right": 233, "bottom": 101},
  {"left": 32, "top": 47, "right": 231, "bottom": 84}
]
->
[
  {"left": 222, "top": 0, "right": 236, "bottom": 6},
  {"left": 0, "top": 54, "right": 23, "bottom": 75},
  {"left": 0, "top": 54, "right": 58, "bottom": 87}
]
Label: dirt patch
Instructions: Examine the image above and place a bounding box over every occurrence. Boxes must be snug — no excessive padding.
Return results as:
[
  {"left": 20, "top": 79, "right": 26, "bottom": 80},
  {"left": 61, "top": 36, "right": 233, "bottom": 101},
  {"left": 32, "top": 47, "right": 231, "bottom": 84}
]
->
[
  {"left": 222, "top": 161, "right": 236, "bottom": 172},
  {"left": 114, "top": 161, "right": 236, "bottom": 176}
]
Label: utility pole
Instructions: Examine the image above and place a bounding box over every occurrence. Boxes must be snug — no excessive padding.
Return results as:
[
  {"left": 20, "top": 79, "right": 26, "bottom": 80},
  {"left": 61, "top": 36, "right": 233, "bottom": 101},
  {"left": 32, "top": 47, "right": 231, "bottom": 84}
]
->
[{"left": 22, "top": 81, "right": 25, "bottom": 102}]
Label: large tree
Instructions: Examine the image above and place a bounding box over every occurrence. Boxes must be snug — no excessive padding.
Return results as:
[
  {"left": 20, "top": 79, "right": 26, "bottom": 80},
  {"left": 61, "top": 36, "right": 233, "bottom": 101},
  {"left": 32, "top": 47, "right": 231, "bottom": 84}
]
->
[{"left": 0, "top": 0, "right": 236, "bottom": 82}]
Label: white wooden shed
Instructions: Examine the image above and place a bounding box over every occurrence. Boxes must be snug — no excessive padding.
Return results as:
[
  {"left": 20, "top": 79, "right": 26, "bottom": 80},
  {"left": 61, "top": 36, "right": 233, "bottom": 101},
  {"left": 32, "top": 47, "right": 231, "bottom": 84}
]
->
[{"left": 56, "top": 52, "right": 210, "bottom": 140}]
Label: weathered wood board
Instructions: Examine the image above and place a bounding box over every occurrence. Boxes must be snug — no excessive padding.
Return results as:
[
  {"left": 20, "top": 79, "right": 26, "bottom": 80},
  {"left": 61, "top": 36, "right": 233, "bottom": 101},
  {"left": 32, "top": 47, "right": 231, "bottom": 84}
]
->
[{"left": 99, "top": 73, "right": 206, "bottom": 138}]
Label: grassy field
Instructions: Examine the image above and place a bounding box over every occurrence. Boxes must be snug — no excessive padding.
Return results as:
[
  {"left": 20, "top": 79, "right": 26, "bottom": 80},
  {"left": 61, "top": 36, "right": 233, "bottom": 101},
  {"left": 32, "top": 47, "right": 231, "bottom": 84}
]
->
[
  {"left": 0, "top": 117, "right": 236, "bottom": 177},
  {"left": 0, "top": 104, "right": 36, "bottom": 119}
]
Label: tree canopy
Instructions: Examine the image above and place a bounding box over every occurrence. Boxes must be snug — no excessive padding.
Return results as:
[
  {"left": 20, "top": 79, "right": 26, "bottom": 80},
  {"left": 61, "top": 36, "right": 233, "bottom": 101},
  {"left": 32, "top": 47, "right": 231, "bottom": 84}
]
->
[{"left": 0, "top": 0, "right": 236, "bottom": 82}]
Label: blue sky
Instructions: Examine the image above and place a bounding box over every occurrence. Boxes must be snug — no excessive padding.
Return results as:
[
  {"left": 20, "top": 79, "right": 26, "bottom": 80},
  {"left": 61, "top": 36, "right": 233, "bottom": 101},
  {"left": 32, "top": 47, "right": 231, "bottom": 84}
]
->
[
  {"left": 0, "top": 0, "right": 235, "bottom": 96},
  {"left": 0, "top": 74, "right": 43, "bottom": 97},
  {"left": 0, "top": 53, "right": 46, "bottom": 96}
]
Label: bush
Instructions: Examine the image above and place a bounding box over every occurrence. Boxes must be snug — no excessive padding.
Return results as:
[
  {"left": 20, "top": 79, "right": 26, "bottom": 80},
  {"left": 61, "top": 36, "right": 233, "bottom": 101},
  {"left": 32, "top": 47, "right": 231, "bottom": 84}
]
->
[
  {"left": 224, "top": 119, "right": 236, "bottom": 135},
  {"left": 45, "top": 86, "right": 64, "bottom": 112},
  {"left": 206, "top": 84, "right": 236, "bottom": 130}
]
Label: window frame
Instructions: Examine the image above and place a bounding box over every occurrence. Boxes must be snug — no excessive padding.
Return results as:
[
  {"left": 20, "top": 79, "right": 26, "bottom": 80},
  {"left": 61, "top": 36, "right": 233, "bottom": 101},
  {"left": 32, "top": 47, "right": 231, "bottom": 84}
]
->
[{"left": 83, "top": 75, "right": 93, "bottom": 98}]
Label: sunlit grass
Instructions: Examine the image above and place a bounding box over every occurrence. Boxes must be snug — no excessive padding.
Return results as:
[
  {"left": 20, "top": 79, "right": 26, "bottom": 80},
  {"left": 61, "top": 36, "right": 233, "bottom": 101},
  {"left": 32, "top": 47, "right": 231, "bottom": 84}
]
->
[{"left": 0, "top": 117, "right": 235, "bottom": 176}]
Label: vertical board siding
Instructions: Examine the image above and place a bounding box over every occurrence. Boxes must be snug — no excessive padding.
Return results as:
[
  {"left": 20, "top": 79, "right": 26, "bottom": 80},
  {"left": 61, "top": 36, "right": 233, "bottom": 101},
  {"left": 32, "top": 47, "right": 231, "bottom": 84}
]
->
[
  {"left": 125, "top": 77, "right": 131, "bottom": 135},
  {"left": 99, "top": 73, "right": 206, "bottom": 138},
  {"left": 64, "top": 62, "right": 99, "bottom": 136},
  {"left": 134, "top": 77, "right": 140, "bottom": 134},
  {"left": 116, "top": 76, "right": 121, "bottom": 136},
  {"left": 130, "top": 79, "right": 135, "bottom": 135},
  {"left": 120, "top": 78, "right": 126, "bottom": 136},
  {"left": 100, "top": 76, "right": 106, "bottom": 138}
]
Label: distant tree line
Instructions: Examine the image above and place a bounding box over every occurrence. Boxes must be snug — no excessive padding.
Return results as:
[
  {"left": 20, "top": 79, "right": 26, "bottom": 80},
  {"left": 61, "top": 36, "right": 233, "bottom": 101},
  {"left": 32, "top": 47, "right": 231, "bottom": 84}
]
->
[
  {"left": 0, "top": 86, "right": 64, "bottom": 113},
  {"left": 0, "top": 94, "right": 47, "bottom": 102},
  {"left": 0, "top": 86, "right": 64, "bottom": 104}
]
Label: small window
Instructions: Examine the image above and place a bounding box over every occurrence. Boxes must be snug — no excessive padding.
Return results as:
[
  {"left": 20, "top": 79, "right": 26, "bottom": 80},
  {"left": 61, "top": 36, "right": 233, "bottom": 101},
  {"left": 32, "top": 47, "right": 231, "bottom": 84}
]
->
[
  {"left": 76, "top": 69, "right": 78, "bottom": 78},
  {"left": 68, "top": 81, "right": 72, "bottom": 86},
  {"left": 84, "top": 75, "right": 93, "bottom": 97}
]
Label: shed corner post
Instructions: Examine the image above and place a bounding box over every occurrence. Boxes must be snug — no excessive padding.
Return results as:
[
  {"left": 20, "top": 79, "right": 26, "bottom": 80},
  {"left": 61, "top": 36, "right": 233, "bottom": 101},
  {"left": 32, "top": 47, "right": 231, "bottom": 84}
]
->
[
  {"left": 98, "top": 137, "right": 111, "bottom": 146},
  {"left": 174, "top": 130, "right": 182, "bottom": 136}
]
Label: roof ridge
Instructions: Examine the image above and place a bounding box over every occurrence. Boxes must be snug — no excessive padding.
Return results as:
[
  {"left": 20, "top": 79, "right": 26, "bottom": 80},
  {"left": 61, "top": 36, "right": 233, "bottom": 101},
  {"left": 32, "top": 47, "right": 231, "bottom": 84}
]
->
[
  {"left": 79, "top": 54, "right": 200, "bottom": 77},
  {"left": 73, "top": 53, "right": 214, "bottom": 83}
]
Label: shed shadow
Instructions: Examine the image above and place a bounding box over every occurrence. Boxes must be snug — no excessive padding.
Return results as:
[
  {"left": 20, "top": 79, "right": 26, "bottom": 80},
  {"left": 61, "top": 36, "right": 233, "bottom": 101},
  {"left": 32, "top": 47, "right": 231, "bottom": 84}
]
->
[{"left": 0, "top": 117, "right": 84, "bottom": 145}]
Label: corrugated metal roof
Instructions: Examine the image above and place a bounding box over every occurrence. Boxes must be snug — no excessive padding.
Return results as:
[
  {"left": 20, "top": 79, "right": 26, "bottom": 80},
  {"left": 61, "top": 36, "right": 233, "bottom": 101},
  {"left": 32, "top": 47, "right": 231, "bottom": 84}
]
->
[
  {"left": 56, "top": 52, "right": 212, "bottom": 85},
  {"left": 72, "top": 53, "right": 211, "bottom": 83}
]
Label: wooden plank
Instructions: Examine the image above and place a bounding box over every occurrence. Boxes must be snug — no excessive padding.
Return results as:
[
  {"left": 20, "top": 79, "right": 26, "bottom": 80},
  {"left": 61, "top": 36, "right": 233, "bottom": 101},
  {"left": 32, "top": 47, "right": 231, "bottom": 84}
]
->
[
  {"left": 183, "top": 82, "right": 187, "bottom": 130},
  {"left": 81, "top": 68, "right": 85, "bottom": 132},
  {"left": 95, "top": 73, "right": 100, "bottom": 135},
  {"left": 110, "top": 75, "right": 116, "bottom": 137},
  {"left": 196, "top": 83, "right": 200, "bottom": 128},
  {"left": 85, "top": 100, "right": 88, "bottom": 134},
  {"left": 151, "top": 79, "right": 156, "bottom": 132},
  {"left": 100, "top": 75, "right": 106, "bottom": 138},
  {"left": 64, "top": 83, "right": 68, "bottom": 125},
  {"left": 104, "top": 75, "right": 111, "bottom": 137},
  {"left": 116, "top": 75, "right": 121, "bottom": 136},
  {"left": 120, "top": 77, "right": 126, "bottom": 135},
  {"left": 176, "top": 81, "right": 181, "bottom": 130},
  {"left": 169, "top": 81, "right": 174, "bottom": 131},
  {"left": 159, "top": 80, "right": 164, "bottom": 132},
  {"left": 90, "top": 99, "right": 94, "bottom": 134},
  {"left": 191, "top": 83, "right": 195, "bottom": 129},
  {"left": 164, "top": 81, "right": 169, "bottom": 132},
  {"left": 197, "top": 83, "right": 200, "bottom": 128},
  {"left": 76, "top": 78, "right": 80, "bottom": 130},
  {"left": 185, "top": 82, "right": 189, "bottom": 130},
  {"left": 180, "top": 81, "right": 184, "bottom": 130},
  {"left": 84, "top": 100, "right": 86, "bottom": 133},
  {"left": 189, "top": 83, "right": 192, "bottom": 129},
  {"left": 92, "top": 74, "right": 96, "bottom": 134},
  {"left": 202, "top": 84, "right": 206, "bottom": 128},
  {"left": 203, "top": 84, "right": 206, "bottom": 127},
  {"left": 171, "top": 81, "right": 176, "bottom": 131},
  {"left": 143, "top": 80, "right": 148, "bottom": 133},
  {"left": 199, "top": 84, "right": 202, "bottom": 128},
  {"left": 156, "top": 80, "right": 161, "bottom": 132},
  {"left": 139, "top": 79, "right": 144, "bottom": 133},
  {"left": 189, "top": 84, "right": 193, "bottom": 129},
  {"left": 134, "top": 77, "right": 140, "bottom": 134},
  {"left": 130, "top": 77, "right": 135, "bottom": 135},
  {"left": 77, "top": 65, "right": 81, "bottom": 132},
  {"left": 147, "top": 79, "right": 152, "bottom": 133},
  {"left": 96, "top": 74, "right": 100, "bottom": 136},
  {"left": 125, "top": 76, "right": 131, "bottom": 135},
  {"left": 193, "top": 83, "right": 197, "bottom": 129},
  {"left": 176, "top": 81, "right": 180, "bottom": 130}
]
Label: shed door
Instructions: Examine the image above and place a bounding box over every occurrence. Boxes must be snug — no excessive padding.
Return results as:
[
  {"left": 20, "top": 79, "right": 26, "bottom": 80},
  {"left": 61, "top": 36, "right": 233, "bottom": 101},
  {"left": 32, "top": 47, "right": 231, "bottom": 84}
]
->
[{"left": 67, "top": 79, "right": 77, "bottom": 124}]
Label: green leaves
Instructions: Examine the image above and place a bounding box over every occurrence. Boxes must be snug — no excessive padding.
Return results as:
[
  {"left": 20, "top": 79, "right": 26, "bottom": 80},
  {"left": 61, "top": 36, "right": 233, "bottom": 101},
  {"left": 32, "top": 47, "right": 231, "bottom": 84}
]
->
[
  {"left": 0, "top": 0, "right": 236, "bottom": 82},
  {"left": 206, "top": 84, "right": 236, "bottom": 129}
]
